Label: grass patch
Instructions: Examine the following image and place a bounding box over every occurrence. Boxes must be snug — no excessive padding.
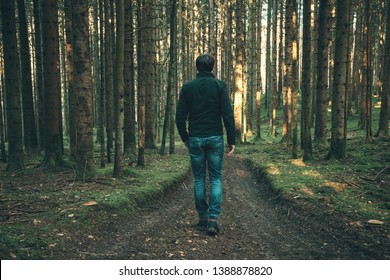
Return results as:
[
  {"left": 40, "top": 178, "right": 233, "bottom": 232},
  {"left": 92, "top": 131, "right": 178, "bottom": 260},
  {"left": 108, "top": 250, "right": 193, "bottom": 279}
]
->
[{"left": 239, "top": 111, "right": 389, "bottom": 224}]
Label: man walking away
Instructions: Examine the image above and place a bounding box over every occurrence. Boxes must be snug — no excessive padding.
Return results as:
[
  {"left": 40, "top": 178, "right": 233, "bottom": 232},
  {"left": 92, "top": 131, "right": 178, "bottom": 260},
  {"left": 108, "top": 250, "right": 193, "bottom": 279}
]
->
[{"left": 176, "top": 54, "right": 236, "bottom": 235}]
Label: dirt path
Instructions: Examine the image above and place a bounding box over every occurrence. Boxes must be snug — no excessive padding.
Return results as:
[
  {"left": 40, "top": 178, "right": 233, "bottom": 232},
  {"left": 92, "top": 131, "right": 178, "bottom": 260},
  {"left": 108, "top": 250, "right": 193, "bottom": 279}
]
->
[{"left": 76, "top": 156, "right": 389, "bottom": 260}]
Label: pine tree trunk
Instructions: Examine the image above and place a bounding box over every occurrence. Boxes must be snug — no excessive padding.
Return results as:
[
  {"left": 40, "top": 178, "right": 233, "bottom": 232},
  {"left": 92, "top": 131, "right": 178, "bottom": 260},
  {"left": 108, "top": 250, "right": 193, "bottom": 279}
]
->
[
  {"left": 41, "top": 0, "right": 64, "bottom": 167},
  {"left": 124, "top": 0, "right": 137, "bottom": 161},
  {"left": 283, "top": 0, "right": 294, "bottom": 145},
  {"left": 17, "top": 0, "right": 38, "bottom": 152},
  {"left": 65, "top": 0, "right": 77, "bottom": 161},
  {"left": 247, "top": 0, "right": 256, "bottom": 136},
  {"left": 0, "top": 80, "right": 6, "bottom": 162},
  {"left": 1, "top": 0, "right": 24, "bottom": 171},
  {"left": 71, "top": 0, "right": 95, "bottom": 178},
  {"left": 266, "top": 1, "right": 272, "bottom": 112},
  {"left": 234, "top": 0, "right": 245, "bottom": 144},
  {"left": 160, "top": 0, "right": 177, "bottom": 155},
  {"left": 271, "top": 0, "right": 277, "bottom": 137},
  {"left": 278, "top": 0, "right": 284, "bottom": 108},
  {"left": 314, "top": 0, "right": 331, "bottom": 146},
  {"left": 291, "top": 0, "right": 299, "bottom": 159},
  {"left": 98, "top": 0, "right": 106, "bottom": 168},
  {"left": 209, "top": 0, "right": 216, "bottom": 57},
  {"left": 302, "top": 0, "right": 313, "bottom": 161},
  {"left": 105, "top": 0, "right": 114, "bottom": 163},
  {"left": 144, "top": 0, "right": 156, "bottom": 149},
  {"left": 33, "top": 0, "right": 44, "bottom": 150},
  {"left": 113, "top": 0, "right": 125, "bottom": 177},
  {"left": 137, "top": 0, "right": 146, "bottom": 166},
  {"left": 363, "top": 0, "right": 373, "bottom": 142},
  {"left": 256, "top": 0, "right": 263, "bottom": 140},
  {"left": 326, "top": 0, "right": 351, "bottom": 160},
  {"left": 376, "top": 0, "right": 389, "bottom": 136}
]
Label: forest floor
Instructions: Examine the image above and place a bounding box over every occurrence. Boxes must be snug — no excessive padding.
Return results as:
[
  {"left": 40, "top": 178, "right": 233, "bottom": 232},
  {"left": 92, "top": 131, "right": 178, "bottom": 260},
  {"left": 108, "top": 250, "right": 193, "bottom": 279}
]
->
[{"left": 54, "top": 155, "right": 390, "bottom": 260}]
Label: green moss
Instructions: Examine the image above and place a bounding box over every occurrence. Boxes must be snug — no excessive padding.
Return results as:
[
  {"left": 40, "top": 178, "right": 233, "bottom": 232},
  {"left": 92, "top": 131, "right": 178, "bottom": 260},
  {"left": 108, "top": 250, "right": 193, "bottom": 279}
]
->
[{"left": 239, "top": 112, "right": 389, "bottom": 223}]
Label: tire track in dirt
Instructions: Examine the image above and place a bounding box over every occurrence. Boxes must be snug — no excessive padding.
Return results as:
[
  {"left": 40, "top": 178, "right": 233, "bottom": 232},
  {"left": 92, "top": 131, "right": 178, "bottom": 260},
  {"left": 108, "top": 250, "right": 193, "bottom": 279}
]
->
[{"left": 78, "top": 156, "right": 387, "bottom": 259}]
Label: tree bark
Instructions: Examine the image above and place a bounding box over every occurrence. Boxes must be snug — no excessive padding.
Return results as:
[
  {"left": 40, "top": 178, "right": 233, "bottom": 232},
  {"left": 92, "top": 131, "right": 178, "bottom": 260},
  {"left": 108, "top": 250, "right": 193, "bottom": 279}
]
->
[
  {"left": 137, "top": 0, "right": 146, "bottom": 166},
  {"left": 326, "top": 0, "right": 351, "bottom": 160},
  {"left": 33, "top": 0, "right": 45, "bottom": 150},
  {"left": 144, "top": 0, "right": 156, "bottom": 149},
  {"left": 72, "top": 0, "right": 95, "bottom": 178},
  {"left": 161, "top": 0, "right": 177, "bottom": 155},
  {"left": 363, "top": 0, "right": 373, "bottom": 142},
  {"left": 41, "top": 0, "right": 64, "bottom": 167},
  {"left": 256, "top": 0, "right": 263, "bottom": 140},
  {"left": 376, "top": 0, "right": 389, "bottom": 136},
  {"left": 105, "top": 0, "right": 114, "bottom": 164},
  {"left": 65, "top": 0, "right": 77, "bottom": 161},
  {"left": 124, "top": 0, "right": 137, "bottom": 161},
  {"left": 314, "top": 0, "right": 331, "bottom": 146},
  {"left": 113, "top": 0, "right": 125, "bottom": 177},
  {"left": 302, "top": 0, "right": 313, "bottom": 161},
  {"left": 17, "top": 0, "right": 38, "bottom": 152},
  {"left": 1, "top": 0, "right": 24, "bottom": 172},
  {"left": 234, "top": 0, "right": 245, "bottom": 144}
]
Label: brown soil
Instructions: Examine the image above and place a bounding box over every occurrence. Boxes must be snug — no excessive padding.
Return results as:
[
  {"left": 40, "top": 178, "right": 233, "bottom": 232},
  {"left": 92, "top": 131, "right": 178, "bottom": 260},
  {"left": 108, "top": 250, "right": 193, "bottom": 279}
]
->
[{"left": 68, "top": 156, "right": 390, "bottom": 260}]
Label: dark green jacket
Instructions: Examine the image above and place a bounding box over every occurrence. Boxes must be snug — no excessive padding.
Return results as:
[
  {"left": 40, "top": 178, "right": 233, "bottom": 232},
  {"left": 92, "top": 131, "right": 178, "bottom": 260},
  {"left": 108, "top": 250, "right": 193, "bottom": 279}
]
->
[{"left": 176, "top": 71, "right": 236, "bottom": 145}]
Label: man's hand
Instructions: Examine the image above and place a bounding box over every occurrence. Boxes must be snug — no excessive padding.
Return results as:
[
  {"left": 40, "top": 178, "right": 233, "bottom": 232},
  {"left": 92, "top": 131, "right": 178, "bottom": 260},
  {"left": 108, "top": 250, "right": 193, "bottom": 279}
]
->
[{"left": 226, "top": 144, "right": 235, "bottom": 156}]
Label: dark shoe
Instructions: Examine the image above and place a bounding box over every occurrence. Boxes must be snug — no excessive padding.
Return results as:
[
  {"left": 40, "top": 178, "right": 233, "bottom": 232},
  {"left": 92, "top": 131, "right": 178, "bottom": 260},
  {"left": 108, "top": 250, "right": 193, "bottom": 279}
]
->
[
  {"left": 207, "top": 220, "right": 220, "bottom": 235},
  {"left": 195, "top": 219, "right": 208, "bottom": 231}
]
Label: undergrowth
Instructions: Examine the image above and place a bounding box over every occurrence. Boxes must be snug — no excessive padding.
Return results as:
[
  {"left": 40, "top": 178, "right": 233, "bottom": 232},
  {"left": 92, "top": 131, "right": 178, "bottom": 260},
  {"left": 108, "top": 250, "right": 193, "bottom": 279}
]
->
[{"left": 238, "top": 112, "right": 390, "bottom": 224}]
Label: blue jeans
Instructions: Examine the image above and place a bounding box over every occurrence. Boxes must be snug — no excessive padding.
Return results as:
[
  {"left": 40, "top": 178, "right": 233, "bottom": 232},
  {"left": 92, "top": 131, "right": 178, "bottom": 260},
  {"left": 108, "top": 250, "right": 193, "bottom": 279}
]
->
[{"left": 188, "top": 136, "right": 224, "bottom": 220}]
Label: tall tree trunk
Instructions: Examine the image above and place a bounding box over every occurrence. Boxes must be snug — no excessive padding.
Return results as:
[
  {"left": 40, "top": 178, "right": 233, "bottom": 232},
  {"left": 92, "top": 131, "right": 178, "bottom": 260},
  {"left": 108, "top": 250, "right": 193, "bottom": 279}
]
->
[
  {"left": 247, "top": 0, "right": 256, "bottom": 136},
  {"left": 105, "top": 0, "right": 114, "bottom": 163},
  {"left": 0, "top": 78, "right": 6, "bottom": 162},
  {"left": 363, "top": 0, "right": 373, "bottom": 142},
  {"left": 1, "top": 0, "right": 24, "bottom": 172},
  {"left": 278, "top": 0, "right": 284, "bottom": 108},
  {"left": 65, "top": 0, "right": 77, "bottom": 161},
  {"left": 266, "top": 0, "right": 272, "bottom": 113},
  {"left": 352, "top": 0, "right": 362, "bottom": 115},
  {"left": 124, "top": 0, "right": 137, "bottom": 161},
  {"left": 314, "top": 0, "right": 331, "bottom": 146},
  {"left": 256, "top": 0, "right": 263, "bottom": 140},
  {"left": 113, "top": 0, "right": 125, "bottom": 177},
  {"left": 209, "top": 0, "right": 216, "bottom": 57},
  {"left": 283, "top": 0, "right": 294, "bottom": 144},
  {"left": 98, "top": 0, "right": 106, "bottom": 167},
  {"left": 376, "top": 0, "right": 390, "bottom": 136},
  {"left": 41, "top": 0, "right": 64, "bottom": 167},
  {"left": 33, "top": 0, "right": 45, "bottom": 150},
  {"left": 17, "top": 0, "right": 38, "bottom": 152},
  {"left": 161, "top": 0, "right": 177, "bottom": 155},
  {"left": 144, "top": 0, "right": 156, "bottom": 149},
  {"left": 71, "top": 0, "right": 95, "bottom": 178},
  {"left": 271, "top": 0, "right": 277, "bottom": 137},
  {"left": 234, "top": 0, "right": 245, "bottom": 144},
  {"left": 302, "top": 0, "right": 313, "bottom": 161},
  {"left": 326, "top": 0, "right": 351, "bottom": 160},
  {"left": 137, "top": 0, "right": 146, "bottom": 166},
  {"left": 291, "top": 0, "right": 299, "bottom": 159}
]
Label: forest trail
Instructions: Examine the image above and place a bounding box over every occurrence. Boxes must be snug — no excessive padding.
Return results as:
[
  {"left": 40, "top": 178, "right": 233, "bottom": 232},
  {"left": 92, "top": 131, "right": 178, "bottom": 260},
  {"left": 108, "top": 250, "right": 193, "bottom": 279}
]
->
[{"left": 76, "top": 156, "right": 388, "bottom": 260}]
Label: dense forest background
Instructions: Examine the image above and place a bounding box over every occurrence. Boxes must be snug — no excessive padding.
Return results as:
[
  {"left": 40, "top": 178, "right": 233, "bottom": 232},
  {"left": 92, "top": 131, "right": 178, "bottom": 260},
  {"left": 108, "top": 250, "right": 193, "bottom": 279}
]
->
[{"left": 0, "top": 0, "right": 389, "bottom": 177}]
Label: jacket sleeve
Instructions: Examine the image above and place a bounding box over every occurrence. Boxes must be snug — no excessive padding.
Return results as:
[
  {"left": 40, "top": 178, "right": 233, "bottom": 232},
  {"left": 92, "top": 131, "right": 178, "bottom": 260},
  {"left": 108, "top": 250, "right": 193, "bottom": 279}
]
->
[
  {"left": 220, "top": 82, "right": 236, "bottom": 145},
  {"left": 175, "top": 85, "right": 189, "bottom": 142}
]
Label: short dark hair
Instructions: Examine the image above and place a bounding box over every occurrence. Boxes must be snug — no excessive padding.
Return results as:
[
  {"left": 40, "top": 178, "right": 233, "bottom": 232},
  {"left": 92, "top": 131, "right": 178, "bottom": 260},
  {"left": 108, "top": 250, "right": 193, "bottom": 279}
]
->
[{"left": 196, "top": 54, "right": 214, "bottom": 72}]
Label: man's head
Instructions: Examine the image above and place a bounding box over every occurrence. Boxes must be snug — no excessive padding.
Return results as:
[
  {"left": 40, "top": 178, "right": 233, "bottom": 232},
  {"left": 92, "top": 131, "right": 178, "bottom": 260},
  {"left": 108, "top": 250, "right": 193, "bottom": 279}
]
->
[{"left": 196, "top": 54, "right": 214, "bottom": 72}]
